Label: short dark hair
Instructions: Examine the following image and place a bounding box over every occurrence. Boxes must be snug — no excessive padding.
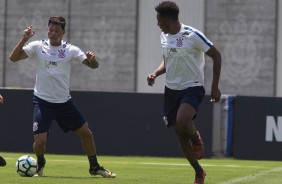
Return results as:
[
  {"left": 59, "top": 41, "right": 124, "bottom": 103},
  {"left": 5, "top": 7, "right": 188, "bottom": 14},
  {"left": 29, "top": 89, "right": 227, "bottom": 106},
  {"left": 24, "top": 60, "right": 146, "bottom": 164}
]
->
[
  {"left": 48, "top": 16, "right": 66, "bottom": 30},
  {"left": 155, "top": 1, "right": 179, "bottom": 20}
]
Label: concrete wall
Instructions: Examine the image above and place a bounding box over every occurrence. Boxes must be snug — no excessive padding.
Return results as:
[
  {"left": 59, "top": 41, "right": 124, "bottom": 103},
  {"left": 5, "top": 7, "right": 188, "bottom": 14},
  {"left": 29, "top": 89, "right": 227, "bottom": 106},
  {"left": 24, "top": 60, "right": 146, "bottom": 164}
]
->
[
  {"left": 1, "top": 0, "right": 137, "bottom": 92},
  {"left": 276, "top": 0, "right": 282, "bottom": 97},
  {"left": 0, "top": 0, "right": 5, "bottom": 86},
  {"left": 0, "top": 0, "right": 281, "bottom": 97},
  {"left": 205, "top": 0, "right": 277, "bottom": 96}
]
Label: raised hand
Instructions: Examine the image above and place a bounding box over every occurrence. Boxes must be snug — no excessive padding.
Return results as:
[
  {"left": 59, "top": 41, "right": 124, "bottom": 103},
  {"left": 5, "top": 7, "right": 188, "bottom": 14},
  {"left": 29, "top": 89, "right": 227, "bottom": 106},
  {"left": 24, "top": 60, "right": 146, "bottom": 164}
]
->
[
  {"left": 22, "top": 25, "right": 35, "bottom": 41},
  {"left": 83, "top": 51, "right": 99, "bottom": 69},
  {"left": 85, "top": 51, "right": 96, "bottom": 61}
]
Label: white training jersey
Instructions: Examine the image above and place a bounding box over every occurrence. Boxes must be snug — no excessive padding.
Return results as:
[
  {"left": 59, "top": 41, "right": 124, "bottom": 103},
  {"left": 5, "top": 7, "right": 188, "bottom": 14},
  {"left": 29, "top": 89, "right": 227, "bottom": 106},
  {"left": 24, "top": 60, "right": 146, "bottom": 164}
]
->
[
  {"left": 161, "top": 23, "right": 213, "bottom": 90},
  {"left": 23, "top": 39, "right": 87, "bottom": 103}
]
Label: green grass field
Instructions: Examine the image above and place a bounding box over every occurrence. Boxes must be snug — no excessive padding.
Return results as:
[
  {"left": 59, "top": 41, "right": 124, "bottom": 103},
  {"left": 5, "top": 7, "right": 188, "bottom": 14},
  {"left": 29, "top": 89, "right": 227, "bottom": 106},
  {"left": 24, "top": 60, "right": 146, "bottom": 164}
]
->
[{"left": 0, "top": 152, "right": 281, "bottom": 184}]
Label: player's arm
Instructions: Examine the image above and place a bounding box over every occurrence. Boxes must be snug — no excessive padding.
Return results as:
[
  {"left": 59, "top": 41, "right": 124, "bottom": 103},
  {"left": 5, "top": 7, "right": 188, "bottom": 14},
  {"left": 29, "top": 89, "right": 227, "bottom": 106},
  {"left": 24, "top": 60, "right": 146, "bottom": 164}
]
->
[
  {"left": 9, "top": 25, "right": 35, "bottom": 62},
  {"left": 147, "top": 57, "right": 166, "bottom": 86},
  {"left": 82, "top": 51, "right": 99, "bottom": 69},
  {"left": 206, "top": 45, "right": 222, "bottom": 102},
  {"left": 0, "top": 94, "right": 3, "bottom": 105}
]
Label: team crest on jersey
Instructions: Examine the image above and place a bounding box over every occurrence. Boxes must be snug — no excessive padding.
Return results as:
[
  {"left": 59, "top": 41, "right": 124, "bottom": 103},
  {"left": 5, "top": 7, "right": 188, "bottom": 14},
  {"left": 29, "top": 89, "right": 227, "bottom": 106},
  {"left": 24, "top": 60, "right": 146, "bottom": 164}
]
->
[
  {"left": 58, "top": 49, "right": 66, "bottom": 58},
  {"left": 176, "top": 37, "right": 183, "bottom": 47}
]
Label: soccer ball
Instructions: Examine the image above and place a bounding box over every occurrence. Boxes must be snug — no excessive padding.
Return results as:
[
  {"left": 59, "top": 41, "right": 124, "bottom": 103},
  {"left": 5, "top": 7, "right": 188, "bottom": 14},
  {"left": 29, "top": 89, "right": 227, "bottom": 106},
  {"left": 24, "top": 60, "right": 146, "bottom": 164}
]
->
[{"left": 16, "top": 155, "right": 37, "bottom": 177}]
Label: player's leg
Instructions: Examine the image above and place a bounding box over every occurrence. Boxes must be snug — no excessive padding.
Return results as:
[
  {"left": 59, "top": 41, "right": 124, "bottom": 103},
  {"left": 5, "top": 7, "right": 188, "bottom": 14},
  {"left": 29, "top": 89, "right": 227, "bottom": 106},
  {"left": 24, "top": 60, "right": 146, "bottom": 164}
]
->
[
  {"left": 0, "top": 156, "right": 6, "bottom": 166},
  {"left": 173, "top": 103, "right": 204, "bottom": 167},
  {"left": 164, "top": 87, "right": 205, "bottom": 183},
  {"left": 174, "top": 103, "right": 206, "bottom": 182},
  {"left": 176, "top": 89, "right": 206, "bottom": 183},
  {"left": 75, "top": 122, "right": 116, "bottom": 178},
  {"left": 164, "top": 87, "right": 198, "bottom": 161},
  {"left": 56, "top": 98, "right": 116, "bottom": 178},
  {"left": 75, "top": 122, "right": 97, "bottom": 165},
  {"left": 32, "top": 96, "right": 54, "bottom": 176},
  {"left": 172, "top": 123, "right": 206, "bottom": 183},
  {"left": 174, "top": 103, "right": 197, "bottom": 161},
  {"left": 75, "top": 122, "right": 96, "bottom": 155},
  {"left": 176, "top": 103, "right": 196, "bottom": 135},
  {"left": 180, "top": 86, "right": 205, "bottom": 160},
  {"left": 33, "top": 133, "right": 48, "bottom": 155},
  {"left": 174, "top": 104, "right": 206, "bottom": 184},
  {"left": 33, "top": 132, "right": 48, "bottom": 176},
  {"left": 177, "top": 103, "right": 204, "bottom": 159}
]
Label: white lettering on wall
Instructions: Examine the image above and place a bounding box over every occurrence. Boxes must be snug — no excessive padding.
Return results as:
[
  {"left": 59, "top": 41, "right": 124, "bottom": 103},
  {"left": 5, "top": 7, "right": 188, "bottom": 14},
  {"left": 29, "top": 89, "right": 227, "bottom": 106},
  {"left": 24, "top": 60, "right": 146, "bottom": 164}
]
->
[{"left": 265, "top": 116, "right": 282, "bottom": 142}]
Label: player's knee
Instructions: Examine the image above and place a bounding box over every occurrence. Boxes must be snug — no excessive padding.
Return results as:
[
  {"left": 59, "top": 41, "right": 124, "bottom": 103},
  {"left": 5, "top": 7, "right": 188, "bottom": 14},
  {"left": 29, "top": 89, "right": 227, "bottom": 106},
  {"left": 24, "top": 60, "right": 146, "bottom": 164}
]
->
[
  {"left": 34, "top": 137, "right": 46, "bottom": 148},
  {"left": 78, "top": 128, "right": 93, "bottom": 140},
  {"left": 176, "top": 118, "right": 192, "bottom": 128},
  {"left": 86, "top": 129, "right": 93, "bottom": 139}
]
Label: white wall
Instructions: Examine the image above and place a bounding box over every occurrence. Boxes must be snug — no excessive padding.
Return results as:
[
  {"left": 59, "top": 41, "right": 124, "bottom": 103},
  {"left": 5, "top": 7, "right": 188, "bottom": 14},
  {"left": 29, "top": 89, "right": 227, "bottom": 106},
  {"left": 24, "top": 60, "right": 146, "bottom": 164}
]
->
[
  {"left": 276, "top": 0, "right": 282, "bottom": 97},
  {"left": 137, "top": 0, "right": 205, "bottom": 93}
]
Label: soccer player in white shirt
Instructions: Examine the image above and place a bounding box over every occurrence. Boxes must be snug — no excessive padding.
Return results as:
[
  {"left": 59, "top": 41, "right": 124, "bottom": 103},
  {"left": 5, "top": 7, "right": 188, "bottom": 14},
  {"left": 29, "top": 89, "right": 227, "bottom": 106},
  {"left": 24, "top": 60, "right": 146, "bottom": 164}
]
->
[
  {"left": 9, "top": 16, "right": 116, "bottom": 178},
  {"left": 147, "top": 2, "right": 221, "bottom": 184}
]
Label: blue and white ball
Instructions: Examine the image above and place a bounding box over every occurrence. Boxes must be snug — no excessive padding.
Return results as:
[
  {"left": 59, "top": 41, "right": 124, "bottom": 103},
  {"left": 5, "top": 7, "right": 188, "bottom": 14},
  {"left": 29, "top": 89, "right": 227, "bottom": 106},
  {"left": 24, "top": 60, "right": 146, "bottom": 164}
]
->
[{"left": 16, "top": 155, "right": 37, "bottom": 177}]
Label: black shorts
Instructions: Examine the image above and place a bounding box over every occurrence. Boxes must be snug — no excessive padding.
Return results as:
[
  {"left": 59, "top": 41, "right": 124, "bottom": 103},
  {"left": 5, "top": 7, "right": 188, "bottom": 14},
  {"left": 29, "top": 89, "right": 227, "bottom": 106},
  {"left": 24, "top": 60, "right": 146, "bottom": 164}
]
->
[
  {"left": 163, "top": 86, "right": 205, "bottom": 127},
  {"left": 32, "top": 95, "right": 86, "bottom": 134}
]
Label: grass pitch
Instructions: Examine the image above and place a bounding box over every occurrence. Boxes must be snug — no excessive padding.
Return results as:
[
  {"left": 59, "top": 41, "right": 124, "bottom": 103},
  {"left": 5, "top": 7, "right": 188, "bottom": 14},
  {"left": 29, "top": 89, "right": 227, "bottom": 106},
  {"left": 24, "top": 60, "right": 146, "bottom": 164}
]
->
[{"left": 0, "top": 152, "right": 281, "bottom": 184}]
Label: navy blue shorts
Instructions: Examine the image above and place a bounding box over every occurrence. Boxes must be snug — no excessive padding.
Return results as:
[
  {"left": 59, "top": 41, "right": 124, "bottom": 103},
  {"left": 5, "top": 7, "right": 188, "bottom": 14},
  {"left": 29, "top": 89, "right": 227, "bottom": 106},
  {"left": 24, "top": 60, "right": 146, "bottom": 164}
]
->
[
  {"left": 163, "top": 86, "right": 205, "bottom": 127},
  {"left": 32, "top": 95, "right": 86, "bottom": 134}
]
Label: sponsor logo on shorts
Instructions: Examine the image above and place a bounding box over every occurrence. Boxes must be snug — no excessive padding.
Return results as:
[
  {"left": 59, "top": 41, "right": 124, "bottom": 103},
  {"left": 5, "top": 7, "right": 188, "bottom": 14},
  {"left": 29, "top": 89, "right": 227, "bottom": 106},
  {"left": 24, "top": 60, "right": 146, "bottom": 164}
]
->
[
  {"left": 163, "top": 116, "right": 168, "bottom": 126},
  {"left": 33, "top": 122, "right": 38, "bottom": 132}
]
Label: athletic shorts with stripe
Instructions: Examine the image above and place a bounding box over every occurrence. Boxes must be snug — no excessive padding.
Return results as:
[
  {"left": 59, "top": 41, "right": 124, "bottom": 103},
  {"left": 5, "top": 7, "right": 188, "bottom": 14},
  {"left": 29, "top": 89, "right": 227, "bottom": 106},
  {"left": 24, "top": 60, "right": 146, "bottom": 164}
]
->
[
  {"left": 163, "top": 86, "right": 205, "bottom": 127},
  {"left": 32, "top": 95, "right": 86, "bottom": 134}
]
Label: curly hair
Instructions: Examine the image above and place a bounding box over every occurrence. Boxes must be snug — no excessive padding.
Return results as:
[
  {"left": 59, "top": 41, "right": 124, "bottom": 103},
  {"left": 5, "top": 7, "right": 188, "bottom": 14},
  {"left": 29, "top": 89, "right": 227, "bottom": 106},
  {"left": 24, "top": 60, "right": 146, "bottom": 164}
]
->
[
  {"left": 48, "top": 16, "right": 66, "bottom": 30},
  {"left": 155, "top": 1, "right": 179, "bottom": 20}
]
